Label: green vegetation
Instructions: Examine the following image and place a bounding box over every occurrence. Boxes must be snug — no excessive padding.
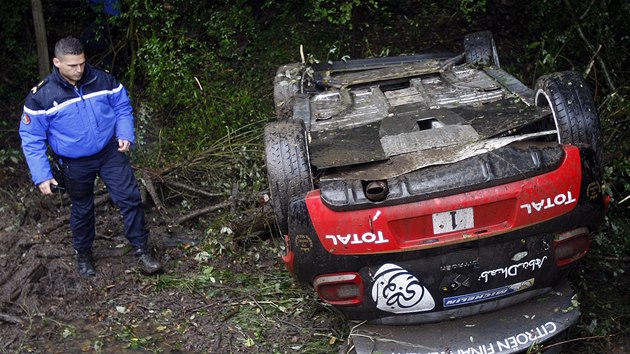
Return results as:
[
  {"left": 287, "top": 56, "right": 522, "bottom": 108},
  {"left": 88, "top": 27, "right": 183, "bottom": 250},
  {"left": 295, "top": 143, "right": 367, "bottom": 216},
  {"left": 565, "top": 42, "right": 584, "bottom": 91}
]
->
[
  {"left": 0, "top": 0, "right": 628, "bottom": 352},
  {"left": 152, "top": 237, "right": 344, "bottom": 353}
]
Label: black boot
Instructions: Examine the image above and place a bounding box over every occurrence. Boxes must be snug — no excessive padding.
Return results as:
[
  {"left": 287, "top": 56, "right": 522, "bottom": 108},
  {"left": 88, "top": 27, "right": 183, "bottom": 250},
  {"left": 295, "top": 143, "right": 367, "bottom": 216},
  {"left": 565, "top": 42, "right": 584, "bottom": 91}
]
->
[
  {"left": 134, "top": 246, "right": 163, "bottom": 274},
  {"left": 77, "top": 250, "right": 96, "bottom": 277}
]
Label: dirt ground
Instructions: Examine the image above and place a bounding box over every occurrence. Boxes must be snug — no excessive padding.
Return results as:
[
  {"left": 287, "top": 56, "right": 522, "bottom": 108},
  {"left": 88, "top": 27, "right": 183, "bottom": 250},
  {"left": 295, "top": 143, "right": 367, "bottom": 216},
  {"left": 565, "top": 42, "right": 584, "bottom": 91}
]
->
[
  {"left": 0, "top": 177, "right": 343, "bottom": 353},
  {"left": 1, "top": 174, "right": 628, "bottom": 354}
]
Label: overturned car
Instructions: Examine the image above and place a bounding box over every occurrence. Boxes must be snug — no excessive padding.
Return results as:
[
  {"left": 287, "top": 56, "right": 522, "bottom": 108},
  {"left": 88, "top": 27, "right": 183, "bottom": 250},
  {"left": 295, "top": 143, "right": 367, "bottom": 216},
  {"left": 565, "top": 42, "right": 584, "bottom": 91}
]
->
[{"left": 264, "top": 31, "right": 607, "bottom": 353}]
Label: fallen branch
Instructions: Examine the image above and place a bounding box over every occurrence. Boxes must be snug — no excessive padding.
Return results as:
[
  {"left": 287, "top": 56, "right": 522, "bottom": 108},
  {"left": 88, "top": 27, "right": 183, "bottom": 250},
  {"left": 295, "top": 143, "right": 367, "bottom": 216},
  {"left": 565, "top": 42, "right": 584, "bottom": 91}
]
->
[
  {"left": 578, "top": 0, "right": 596, "bottom": 20},
  {"left": 230, "top": 183, "right": 239, "bottom": 214},
  {"left": 141, "top": 170, "right": 166, "bottom": 213},
  {"left": 618, "top": 194, "right": 630, "bottom": 205},
  {"left": 584, "top": 44, "right": 601, "bottom": 77},
  {"left": 164, "top": 180, "right": 226, "bottom": 198},
  {"left": 172, "top": 200, "right": 232, "bottom": 225},
  {"left": 0, "top": 312, "right": 23, "bottom": 325},
  {"left": 35, "top": 249, "right": 75, "bottom": 259},
  {"left": 543, "top": 334, "right": 611, "bottom": 351}
]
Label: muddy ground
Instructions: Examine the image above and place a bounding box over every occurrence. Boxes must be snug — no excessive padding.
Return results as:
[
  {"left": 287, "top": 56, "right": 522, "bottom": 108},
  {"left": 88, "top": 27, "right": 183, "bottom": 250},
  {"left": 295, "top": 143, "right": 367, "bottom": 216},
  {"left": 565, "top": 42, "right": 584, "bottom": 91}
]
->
[
  {"left": 1, "top": 174, "right": 629, "bottom": 354},
  {"left": 0, "top": 176, "right": 344, "bottom": 353}
]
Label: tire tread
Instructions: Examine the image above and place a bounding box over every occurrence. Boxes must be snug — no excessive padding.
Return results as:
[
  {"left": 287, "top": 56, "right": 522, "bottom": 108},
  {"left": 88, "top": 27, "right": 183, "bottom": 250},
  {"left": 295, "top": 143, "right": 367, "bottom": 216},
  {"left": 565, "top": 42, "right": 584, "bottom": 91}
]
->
[
  {"left": 264, "top": 120, "right": 312, "bottom": 234},
  {"left": 535, "top": 71, "right": 603, "bottom": 172},
  {"left": 464, "top": 31, "right": 500, "bottom": 67}
]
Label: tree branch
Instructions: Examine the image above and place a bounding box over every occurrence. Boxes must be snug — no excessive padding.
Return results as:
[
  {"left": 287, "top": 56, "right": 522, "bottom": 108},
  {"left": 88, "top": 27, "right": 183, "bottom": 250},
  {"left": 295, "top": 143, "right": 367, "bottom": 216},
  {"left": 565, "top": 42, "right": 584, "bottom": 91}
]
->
[
  {"left": 0, "top": 312, "right": 23, "bottom": 325},
  {"left": 563, "top": 0, "right": 616, "bottom": 92},
  {"left": 172, "top": 200, "right": 232, "bottom": 225},
  {"left": 164, "top": 180, "right": 226, "bottom": 198},
  {"left": 140, "top": 170, "right": 166, "bottom": 213}
]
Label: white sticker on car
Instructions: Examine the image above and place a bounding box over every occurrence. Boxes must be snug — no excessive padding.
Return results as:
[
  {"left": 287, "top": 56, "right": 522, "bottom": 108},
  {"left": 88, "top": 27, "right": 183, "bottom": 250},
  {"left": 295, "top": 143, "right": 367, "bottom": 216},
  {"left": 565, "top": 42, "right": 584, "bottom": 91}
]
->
[
  {"left": 478, "top": 256, "right": 547, "bottom": 283},
  {"left": 519, "top": 191, "right": 576, "bottom": 214},
  {"left": 324, "top": 231, "right": 389, "bottom": 246},
  {"left": 371, "top": 263, "right": 435, "bottom": 314},
  {"left": 443, "top": 278, "right": 535, "bottom": 307},
  {"left": 432, "top": 207, "right": 474, "bottom": 235},
  {"left": 424, "top": 321, "right": 558, "bottom": 354}
]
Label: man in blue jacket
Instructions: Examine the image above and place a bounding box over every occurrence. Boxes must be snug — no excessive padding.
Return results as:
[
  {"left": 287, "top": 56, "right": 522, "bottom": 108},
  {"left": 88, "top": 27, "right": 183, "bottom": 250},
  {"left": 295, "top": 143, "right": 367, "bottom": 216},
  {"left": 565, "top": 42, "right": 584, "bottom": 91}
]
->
[{"left": 19, "top": 36, "right": 162, "bottom": 276}]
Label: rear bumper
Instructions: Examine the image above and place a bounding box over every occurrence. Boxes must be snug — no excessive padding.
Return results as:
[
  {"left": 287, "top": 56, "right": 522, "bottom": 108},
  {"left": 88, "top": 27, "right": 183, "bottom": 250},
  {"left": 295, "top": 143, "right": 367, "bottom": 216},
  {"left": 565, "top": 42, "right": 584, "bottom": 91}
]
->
[
  {"left": 319, "top": 143, "right": 566, "bottom": 211},
  {"left": 283, "top": 145, "right": 604, "bottom": 323},
  {"left": 305, "top": 145, "right": 595, "bottom": 255},
  {"left": 349, "top": 279, "right": 578, "bottom": 354}
]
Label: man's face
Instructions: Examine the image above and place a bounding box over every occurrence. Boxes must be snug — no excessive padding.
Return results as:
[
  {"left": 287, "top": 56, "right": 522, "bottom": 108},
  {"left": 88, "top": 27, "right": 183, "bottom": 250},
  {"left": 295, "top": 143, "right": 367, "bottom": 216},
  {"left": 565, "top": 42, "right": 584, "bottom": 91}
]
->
[{"left": 53, "top": 53, "right": 86, "bottom": 86}]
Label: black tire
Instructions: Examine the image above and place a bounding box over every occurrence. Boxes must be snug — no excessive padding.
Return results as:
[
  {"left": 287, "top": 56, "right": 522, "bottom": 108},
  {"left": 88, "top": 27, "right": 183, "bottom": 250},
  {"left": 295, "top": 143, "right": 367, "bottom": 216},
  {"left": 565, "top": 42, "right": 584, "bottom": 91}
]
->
[
  {"left": 464, "top": 31, "right": 500, "bottom": 68},
  {"left": 534, "top": 71, "right": 603, "bottom": 173},
  {"left": 264, "top": 120, "right": 313, "bottom": 234},
  {"left": 273, "top": 63, "right": 304, "bottom": 120}
]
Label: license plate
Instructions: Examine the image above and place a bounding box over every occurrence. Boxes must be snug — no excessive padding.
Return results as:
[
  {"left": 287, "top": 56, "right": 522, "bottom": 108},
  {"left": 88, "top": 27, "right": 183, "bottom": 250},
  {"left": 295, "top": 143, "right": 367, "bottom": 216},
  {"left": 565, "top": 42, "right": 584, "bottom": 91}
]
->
[{"left": 432, "top": 207, "right": 474, "bottom": 234}]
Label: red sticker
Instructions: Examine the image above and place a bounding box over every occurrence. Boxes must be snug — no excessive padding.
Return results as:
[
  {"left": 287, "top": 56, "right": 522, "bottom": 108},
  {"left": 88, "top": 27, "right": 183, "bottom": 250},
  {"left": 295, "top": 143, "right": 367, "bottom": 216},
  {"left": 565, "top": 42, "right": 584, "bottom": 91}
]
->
[{"left": 21, "top": 113, "right": 31, "bottom": 125}]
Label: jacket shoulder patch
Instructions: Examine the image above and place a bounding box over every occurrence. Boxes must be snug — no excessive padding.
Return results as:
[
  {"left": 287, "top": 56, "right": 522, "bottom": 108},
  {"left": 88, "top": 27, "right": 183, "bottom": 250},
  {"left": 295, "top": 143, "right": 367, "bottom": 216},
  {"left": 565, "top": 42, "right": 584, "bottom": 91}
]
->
[
  {"left": 31, "top": 80, "right": 46, "bottom": 94},
  {"left": 21, "top": 112, "right": 31, "bottom": 125}
]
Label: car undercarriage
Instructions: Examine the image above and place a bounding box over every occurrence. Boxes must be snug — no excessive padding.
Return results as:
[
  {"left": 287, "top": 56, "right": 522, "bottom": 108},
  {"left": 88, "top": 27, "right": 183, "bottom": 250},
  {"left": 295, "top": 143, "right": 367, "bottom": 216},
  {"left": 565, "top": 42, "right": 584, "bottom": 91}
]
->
[{"left": 264, "top": 31, "right": 607, "bottom": 353}]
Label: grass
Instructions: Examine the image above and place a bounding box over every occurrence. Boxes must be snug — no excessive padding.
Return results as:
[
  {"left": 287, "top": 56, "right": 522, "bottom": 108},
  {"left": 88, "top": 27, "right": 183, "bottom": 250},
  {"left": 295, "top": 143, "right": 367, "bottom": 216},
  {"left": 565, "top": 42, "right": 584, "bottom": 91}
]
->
[{"left": 152, "top": 234, "right": 347, "bottom": 353}]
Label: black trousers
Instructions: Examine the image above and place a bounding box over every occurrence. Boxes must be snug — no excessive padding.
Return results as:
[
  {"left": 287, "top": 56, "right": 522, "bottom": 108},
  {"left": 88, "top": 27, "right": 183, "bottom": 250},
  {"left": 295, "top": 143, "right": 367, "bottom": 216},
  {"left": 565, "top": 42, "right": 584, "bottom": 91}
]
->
[{"left": 61, "top": 140, "right": 148, "bottom": 253}]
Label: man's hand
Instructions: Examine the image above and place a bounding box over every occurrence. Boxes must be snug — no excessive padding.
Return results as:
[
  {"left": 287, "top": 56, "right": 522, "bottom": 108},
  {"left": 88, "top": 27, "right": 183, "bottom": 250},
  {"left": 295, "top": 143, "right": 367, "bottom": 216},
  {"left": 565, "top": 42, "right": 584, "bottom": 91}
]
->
[
  {"left": 38, "top": 178, "right": 59, "bottom": 195},
  {"left": 118, "top": 139, "right": 131, "bottom": 152}
]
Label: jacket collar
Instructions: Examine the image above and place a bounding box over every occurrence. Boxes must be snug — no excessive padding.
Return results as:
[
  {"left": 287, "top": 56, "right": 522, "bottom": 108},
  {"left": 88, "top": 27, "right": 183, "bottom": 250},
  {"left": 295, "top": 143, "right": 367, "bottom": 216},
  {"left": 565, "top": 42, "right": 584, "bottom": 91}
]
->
[{"left": 51, "top": 63, "right": 95, "bottom": 88}]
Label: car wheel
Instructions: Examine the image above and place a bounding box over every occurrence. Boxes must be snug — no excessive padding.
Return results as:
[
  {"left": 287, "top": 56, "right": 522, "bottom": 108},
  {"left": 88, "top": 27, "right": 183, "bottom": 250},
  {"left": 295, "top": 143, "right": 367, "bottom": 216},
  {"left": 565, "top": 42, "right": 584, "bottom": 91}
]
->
[
  {"left": 264, "top": 120, "right": 313, "bottom": 234},
  {"left": 464, "top": 30, "right": 500, "bottom": 68},
  {"left": 534, "top": 71, "right": 603, "bottom": 173},
  {"left": 273, "top": 63, "right": 304, "bottom": 120}
]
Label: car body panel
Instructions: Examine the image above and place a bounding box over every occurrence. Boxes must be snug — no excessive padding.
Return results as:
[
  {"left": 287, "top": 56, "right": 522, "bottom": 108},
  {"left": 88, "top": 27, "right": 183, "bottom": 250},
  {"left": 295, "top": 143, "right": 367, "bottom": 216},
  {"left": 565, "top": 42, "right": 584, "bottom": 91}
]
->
[
  {"left": 349, "top": 280, "right": 578, "bottom": 354},
  {"left": 319, "top": 142, "right": 566, "bottom": 210},
  {"left": 283, "top": 146, "right": 605, "bottom": 323},
  {"left": 306, "top": 145, "right": 582, "bottom": 255},
  {"left": 306, "top": 66, "right": 551, "bottom": 172}
]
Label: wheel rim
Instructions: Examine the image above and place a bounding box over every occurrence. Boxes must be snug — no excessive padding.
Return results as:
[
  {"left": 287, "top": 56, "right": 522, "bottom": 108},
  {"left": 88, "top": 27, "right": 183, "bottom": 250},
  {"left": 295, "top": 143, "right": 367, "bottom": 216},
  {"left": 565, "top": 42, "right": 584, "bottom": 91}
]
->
[{"left": 534, "top": 88, "right": 563, "bottom": 145}]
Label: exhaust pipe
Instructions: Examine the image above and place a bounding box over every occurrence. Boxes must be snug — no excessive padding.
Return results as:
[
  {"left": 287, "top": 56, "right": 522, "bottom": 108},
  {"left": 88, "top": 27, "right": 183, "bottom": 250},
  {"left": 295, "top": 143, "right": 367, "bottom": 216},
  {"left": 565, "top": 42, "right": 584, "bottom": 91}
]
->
[{"left": 365, "top": 180, "right": 388, "bottom": 202}]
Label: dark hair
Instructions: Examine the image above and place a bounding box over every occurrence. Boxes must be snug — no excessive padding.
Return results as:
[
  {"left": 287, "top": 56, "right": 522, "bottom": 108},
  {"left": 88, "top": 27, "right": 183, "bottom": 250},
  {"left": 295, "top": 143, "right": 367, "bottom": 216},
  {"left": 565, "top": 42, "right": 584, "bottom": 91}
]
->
[{"left": 54, "top": 36, "right": 84, "bottom": 58}]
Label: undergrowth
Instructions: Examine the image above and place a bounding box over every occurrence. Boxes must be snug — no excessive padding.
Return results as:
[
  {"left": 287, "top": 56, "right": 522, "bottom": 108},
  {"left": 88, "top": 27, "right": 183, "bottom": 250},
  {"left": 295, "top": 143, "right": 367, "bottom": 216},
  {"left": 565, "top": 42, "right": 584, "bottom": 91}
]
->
[{"left": 153, "top": 235, "right": 346, "bottom": 353}]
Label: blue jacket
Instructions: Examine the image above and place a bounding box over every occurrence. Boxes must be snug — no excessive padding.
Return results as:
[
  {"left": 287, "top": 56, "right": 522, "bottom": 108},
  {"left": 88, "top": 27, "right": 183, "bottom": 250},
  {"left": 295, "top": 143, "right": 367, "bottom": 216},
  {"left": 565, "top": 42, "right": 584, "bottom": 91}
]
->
[{"left": 19, "top": 64, "right": 135, "bottom": 185}]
